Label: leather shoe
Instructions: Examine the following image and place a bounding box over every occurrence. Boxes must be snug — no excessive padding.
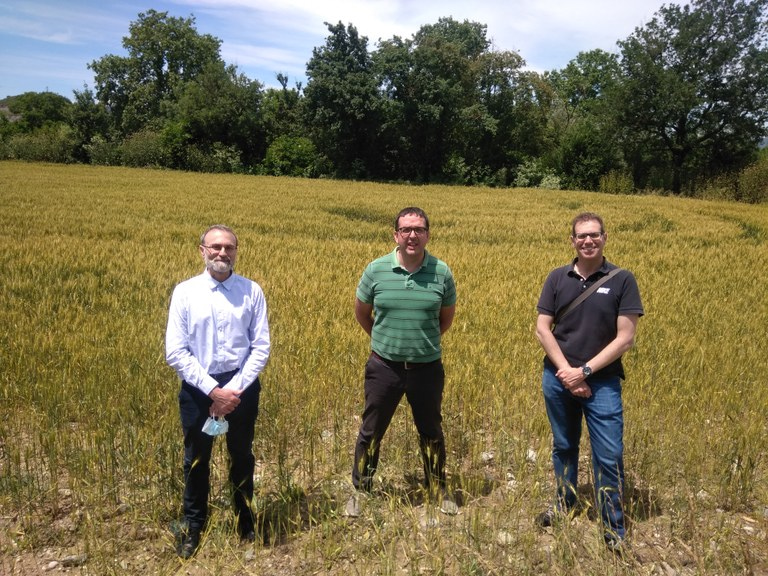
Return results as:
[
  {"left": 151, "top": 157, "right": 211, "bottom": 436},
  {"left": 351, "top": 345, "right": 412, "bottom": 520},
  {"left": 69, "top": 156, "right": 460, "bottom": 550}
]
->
[{"left": 178, "top": 530, "right": 200, "bottom": 559}]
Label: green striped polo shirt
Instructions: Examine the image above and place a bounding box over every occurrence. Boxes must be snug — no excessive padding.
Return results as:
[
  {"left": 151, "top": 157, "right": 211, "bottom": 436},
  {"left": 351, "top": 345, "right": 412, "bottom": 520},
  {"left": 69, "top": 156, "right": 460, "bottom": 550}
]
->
[{"left": 356, "top": 248, "right": 456, "bottom": 362}]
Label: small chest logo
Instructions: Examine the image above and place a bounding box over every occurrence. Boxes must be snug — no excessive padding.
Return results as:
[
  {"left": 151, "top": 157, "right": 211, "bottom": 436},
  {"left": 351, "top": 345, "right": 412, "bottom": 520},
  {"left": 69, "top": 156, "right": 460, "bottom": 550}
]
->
[{"left": 597, "top": 287, "right": 611, "bottom": 294}]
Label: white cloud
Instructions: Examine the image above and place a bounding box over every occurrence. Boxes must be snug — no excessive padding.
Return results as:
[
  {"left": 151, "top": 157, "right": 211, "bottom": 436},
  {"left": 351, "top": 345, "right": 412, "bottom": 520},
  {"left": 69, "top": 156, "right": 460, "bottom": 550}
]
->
[{"left": 1, "top": 0, "right": 687, "bottom": 98}]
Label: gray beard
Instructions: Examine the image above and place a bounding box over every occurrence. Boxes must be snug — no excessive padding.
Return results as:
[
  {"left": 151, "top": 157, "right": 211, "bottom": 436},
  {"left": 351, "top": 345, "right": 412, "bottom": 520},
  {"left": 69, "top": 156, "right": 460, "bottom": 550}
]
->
[{"left": 205, "top": 257, "right": 234, "bottom": 276}]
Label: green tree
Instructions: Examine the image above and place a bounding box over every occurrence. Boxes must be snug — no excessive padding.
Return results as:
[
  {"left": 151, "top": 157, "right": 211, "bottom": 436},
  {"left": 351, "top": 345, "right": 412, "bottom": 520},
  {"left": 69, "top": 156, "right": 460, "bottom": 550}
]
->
[
  {"left": 89, "top": 10, "right": 223, "bottom": 135},
  {"left": 304, "top": 22, "right": 381, "bottom": 178},
  {"left": 546, "top": 50, "right": 624, "bottom": 190},
  {"left": 69, "top": 86, "right": 112, "bottom": 162},
  {"left": 616, "top": 0, "right": 768, "bottom": 194},
  {"left": 374, "top": 18, "right": 542, "bottom": 185},
  {"left": 6, "top": 91, "right": 72, "bottom": 132},
  {"left": 262, "top": 74, "right": 304, "bottom": 144},
  {"left": 262, "top": 135, "right": 320, "bottom": 177},
  {"left": 175, "top": 61, "right": 265, "bottom": 169},
  {"left": 378, "top": 18, "right": 494, "bottom": 182},
  {"left": 478, "top": 64, "right": 552, "bottom": 185}
]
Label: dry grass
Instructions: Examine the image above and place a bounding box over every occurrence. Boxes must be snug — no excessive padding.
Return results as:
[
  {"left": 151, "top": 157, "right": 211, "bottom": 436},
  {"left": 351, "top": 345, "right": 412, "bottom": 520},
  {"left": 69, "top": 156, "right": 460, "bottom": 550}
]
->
[{"left": 1, "top": 161, "right": 766, "bottom": 575}]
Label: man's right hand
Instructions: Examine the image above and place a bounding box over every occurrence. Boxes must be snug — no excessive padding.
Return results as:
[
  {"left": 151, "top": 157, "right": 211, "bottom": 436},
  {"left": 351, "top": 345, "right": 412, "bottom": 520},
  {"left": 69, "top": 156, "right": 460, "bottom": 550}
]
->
[{"left": 209, "top": 387, "right": 241, "bottom": 416}]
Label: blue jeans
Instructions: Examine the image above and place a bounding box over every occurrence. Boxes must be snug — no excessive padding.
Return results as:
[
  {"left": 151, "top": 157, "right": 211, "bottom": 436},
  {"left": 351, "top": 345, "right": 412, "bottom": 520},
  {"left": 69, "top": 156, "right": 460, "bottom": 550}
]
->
[{"left": 542, "top": 365, "right": 625, "bottom": 541}]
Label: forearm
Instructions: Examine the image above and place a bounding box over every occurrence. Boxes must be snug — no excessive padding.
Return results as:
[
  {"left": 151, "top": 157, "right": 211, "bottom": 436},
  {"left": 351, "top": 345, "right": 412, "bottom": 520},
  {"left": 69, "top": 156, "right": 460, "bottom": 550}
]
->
[
  {"left": 222, "top": 343, "right": 270, "bottom": 391},
  {"left": 439, "top": 305, "right": 456, "bottom": 335},
  {"left": 354, "top": 299, "right": 374, "bottom": 336},
  {"left": 535, "top": 316, "right": 569, "bottom": 371},
  {"left": 166, "top": 322, "right": 219, "bottom": 394},
  {"left": 584, "top": 335, "right": 635, "bottom": 373}
]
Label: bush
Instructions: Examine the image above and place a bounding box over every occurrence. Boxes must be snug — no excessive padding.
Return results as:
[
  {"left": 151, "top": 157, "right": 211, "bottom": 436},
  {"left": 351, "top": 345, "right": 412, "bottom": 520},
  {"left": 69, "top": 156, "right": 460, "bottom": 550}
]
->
[
  {"left": 85, "top": 135, "right": 121, "bottom": 166},
  {"left": 262, "top": 136, "right": 319, "bottom": 177},
  {"left": 208, "top": 143, "right": 245, "bottom": 174},
  {"left": 119, "top": 129, "right": 169, "bottom": 168},
  {"left": 696, "top": 172, "right": 738, "bottom": 201},
  {"left": 7, "top": 124, "right": 77, "bottom": 163},
  {"left": 737, "top": 156, "right": 768, "bottom": 204},
  {"left": 539, "top": 173, "right": 562, "bottom": 190},
  {"left": 0, "top": 138, "right": 11, "bottom": 160},
  {"left": 514, "top": 158, "right": 561, "bottom": 189},
  {"left": 599, "top": 170, "right": 635, "bottom": 195}
]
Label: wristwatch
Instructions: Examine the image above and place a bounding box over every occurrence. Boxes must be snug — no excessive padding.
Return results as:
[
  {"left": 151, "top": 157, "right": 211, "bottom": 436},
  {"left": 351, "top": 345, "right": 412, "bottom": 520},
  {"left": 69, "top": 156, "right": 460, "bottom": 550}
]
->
[{"left": 581, "top": 364, "right": 593, "bottom": 378}]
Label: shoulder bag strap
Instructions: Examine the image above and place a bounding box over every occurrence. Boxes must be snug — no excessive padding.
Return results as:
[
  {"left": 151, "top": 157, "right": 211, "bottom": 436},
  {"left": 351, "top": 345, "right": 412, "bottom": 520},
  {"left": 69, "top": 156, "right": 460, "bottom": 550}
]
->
[{"left": 553, "top": 268, "right": 623, "bottom": 326}]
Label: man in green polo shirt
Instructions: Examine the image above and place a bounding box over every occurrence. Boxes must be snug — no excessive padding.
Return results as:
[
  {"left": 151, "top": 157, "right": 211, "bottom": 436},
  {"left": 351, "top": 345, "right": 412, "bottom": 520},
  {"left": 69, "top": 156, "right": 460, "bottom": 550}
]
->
[{"left": 345, "top": 207, "right": 458, "bottom": 517}]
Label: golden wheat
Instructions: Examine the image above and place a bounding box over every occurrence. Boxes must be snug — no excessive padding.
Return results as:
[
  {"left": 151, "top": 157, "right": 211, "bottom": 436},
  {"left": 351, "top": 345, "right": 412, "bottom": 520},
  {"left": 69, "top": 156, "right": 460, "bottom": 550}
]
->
[{"left": 1, "top": 161, "right": 766, "bottom": 574}]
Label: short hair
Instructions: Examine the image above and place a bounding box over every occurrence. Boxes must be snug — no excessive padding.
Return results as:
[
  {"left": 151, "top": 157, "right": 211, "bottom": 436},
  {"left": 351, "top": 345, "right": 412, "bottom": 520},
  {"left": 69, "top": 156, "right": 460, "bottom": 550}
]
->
[
  {"left": 394, "top": 207, "right": 430, "bottom": 230},
  {"left": 200, "top": 224, "right": 238, "bottom": 246},
  {"left": 570, "top": 212, "right": 604, "bottom": 236}
]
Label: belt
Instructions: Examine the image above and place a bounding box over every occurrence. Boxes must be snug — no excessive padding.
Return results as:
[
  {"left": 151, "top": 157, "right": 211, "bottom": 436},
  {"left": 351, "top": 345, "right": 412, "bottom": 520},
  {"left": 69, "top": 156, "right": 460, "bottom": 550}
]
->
[{"left": 371, "top": 350, "right": 439, "bottom": 370}]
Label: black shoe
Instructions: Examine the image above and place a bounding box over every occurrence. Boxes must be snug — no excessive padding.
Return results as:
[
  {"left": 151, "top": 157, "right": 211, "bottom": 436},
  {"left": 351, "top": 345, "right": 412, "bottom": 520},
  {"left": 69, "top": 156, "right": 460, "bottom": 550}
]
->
[
  {"left": 178, "top": 530, "right": 200, "bottom": 559},
  {"left": 240, "top": 530, "right": 256, "bottom": 543}
]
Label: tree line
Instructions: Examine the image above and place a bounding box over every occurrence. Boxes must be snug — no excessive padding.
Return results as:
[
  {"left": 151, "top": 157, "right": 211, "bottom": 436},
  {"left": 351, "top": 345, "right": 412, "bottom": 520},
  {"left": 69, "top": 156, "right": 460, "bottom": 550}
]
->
[{"left": 1, "top": 0, "right": 767, "bottom": 201}]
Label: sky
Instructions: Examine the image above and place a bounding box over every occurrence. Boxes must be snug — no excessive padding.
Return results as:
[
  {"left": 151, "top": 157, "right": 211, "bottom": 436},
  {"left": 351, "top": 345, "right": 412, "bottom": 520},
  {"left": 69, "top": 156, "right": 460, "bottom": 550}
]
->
[{"left": 0, "top": 0, "right": 683, "bottom": 100}]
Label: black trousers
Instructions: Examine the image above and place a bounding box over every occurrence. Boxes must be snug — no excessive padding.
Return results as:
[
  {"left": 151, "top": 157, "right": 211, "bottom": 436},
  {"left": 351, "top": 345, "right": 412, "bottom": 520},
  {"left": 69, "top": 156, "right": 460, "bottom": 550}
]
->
[
  {"left": 179, "top": 371, "right": 260, "bottom": 533},
  {"left": 352, "top": 353, "right": 446, "bottom": 492}
]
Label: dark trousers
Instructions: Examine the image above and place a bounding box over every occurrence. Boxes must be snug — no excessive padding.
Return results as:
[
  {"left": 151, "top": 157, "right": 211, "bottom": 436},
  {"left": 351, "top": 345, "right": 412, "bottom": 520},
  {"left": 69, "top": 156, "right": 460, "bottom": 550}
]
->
[
  {"left": 352, "top": 353, "right": 446, "bottom": 492},
  {"left": 179, "top": 371, "right": 260, "bottom": 534}
]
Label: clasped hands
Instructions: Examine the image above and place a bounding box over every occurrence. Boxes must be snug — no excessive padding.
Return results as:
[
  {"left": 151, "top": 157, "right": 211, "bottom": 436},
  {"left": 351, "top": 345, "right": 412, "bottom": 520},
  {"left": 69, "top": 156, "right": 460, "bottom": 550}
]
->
[
  {"left": 208, "top": 387, "right": 242, "bottom": 417},
  {"left": 555, "top": 366, "right": 592, "bottom": 398}
]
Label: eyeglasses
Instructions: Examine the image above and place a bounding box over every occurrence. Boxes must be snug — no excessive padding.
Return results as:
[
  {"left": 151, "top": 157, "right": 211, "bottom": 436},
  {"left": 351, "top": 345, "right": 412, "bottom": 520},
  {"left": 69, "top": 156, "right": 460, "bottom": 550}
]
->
[
  {"left": 573, "top": 232, "right": 603, "bottom": 241},
  {"left": 397, "top": 227, "right": 428, "bottom": 236},
  {"left": 202, "top": 244, "right": 238, "bottom": 253}
]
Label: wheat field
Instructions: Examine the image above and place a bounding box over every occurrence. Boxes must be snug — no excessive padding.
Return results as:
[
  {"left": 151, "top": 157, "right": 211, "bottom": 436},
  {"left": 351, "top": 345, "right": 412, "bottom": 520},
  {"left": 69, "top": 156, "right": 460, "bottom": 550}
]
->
[{"left": 1, "top": 161, "right": 766, "bottom": 575}]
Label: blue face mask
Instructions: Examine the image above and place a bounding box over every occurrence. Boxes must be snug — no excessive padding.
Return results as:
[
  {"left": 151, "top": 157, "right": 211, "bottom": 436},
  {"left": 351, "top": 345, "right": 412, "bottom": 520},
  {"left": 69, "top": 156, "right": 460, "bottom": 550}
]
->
[{"left": 202, "top": 416, "right": 229, "bottom": 436}]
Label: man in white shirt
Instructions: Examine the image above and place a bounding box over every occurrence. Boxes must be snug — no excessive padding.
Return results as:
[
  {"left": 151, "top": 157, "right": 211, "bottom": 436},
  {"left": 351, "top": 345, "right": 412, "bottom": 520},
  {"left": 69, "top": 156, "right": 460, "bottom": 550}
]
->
[{"left": 166, "top": 225, "right": 270, "bottom": 559}]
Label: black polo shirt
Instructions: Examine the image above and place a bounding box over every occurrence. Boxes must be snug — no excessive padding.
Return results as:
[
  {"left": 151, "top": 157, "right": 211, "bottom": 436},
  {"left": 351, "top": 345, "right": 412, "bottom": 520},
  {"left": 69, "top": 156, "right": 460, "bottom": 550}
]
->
[{"left": 537, "top": 258, "right": 644, "bottom": 380}]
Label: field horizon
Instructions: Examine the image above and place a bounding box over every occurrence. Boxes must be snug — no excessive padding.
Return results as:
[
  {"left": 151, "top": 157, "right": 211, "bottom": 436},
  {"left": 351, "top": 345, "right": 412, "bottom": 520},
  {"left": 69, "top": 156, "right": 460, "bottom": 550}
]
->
[{"left": 1, "top": 161, "right": 766, "bottom": 575}]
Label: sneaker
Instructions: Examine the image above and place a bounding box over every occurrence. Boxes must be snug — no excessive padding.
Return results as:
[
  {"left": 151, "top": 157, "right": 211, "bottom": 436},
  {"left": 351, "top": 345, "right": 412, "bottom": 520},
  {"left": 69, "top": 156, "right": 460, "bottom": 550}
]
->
[
  {"left": 535, "top": 506, "right": 556, "bottom": 528},
  {"left": 439, "top": 493, "right": 459, "bottom": 516},
  {"left": 343, "top": 493, "right": 365, "bottom": 518},
  {"left": 605, "top": 536, "right": 630, "bottom": 557}
]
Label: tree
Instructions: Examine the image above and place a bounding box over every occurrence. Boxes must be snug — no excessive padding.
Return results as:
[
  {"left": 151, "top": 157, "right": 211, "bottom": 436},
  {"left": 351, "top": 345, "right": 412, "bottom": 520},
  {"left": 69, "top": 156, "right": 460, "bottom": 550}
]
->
[
  {"left": 304, "top": 22, "right": 381, "bottom": 178},
  {"left": 616, "top": 0, "right": 768, "bottom": 194},
  {"left": 375, "top": 18, "right": 500, "bottom": 182},
  {"left": 6, "top": 91, "right": 71, "bottom": 132},
  {"left": 89, "top": 10, "right": 223, "bottom": 135},
  {"left": 175, "top": 61, "right": 265, "bottom": 168},
  {"left": 69, "top": 86, "right": 112, "bottom": 162},
  {"left": 261, "top": 74, "right": 304, "bottom": 145},
  {"left": 546, "top": 50, "right": 624, "bottom": 190}
]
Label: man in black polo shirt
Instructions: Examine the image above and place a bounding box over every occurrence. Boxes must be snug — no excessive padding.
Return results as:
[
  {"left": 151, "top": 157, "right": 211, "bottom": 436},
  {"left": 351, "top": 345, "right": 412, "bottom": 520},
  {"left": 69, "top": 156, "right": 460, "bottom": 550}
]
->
[{"left": 535, "top": 212, "right": 644, "bottom": 552}]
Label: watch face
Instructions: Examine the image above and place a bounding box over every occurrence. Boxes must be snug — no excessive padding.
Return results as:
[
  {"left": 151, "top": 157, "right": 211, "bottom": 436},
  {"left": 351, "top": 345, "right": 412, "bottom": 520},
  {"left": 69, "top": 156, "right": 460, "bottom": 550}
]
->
[{"left": 582, "top": 366, "right": 592, "bottom": 377}]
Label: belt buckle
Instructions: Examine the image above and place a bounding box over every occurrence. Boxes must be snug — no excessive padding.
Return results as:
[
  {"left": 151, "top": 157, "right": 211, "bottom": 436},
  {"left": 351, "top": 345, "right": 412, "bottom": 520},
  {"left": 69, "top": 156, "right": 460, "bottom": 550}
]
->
[{"left": 404, "top": 360, "right": 412, "bottom": 370}]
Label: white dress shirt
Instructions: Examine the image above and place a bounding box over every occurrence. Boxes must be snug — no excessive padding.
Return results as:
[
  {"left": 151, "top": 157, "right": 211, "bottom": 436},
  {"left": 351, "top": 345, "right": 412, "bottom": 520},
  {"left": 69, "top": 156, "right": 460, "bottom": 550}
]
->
[{"left": 166, "top": 270, "right": 270, "bottom": 395}]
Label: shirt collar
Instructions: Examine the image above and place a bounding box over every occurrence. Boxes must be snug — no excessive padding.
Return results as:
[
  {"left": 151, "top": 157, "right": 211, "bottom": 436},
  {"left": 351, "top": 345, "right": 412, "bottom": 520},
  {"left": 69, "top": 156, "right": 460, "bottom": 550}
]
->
[
  {"left": 390, "top": 247, "right": 429, "bottom": 272},
  {"left": 203, "top": 270, "right": 235, "bottom": 290},
  {"left": 567, "top": 257, "right": 610, "bottom": 279}
]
